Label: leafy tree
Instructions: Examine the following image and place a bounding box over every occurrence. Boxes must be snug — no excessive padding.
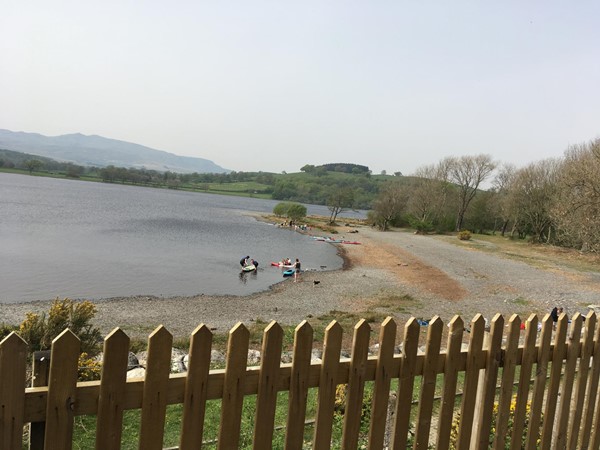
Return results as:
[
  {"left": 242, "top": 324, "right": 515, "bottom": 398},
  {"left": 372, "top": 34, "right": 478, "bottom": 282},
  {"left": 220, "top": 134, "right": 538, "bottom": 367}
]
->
[
  {"left": 273, "top": 202, "right": 292, "bottom": 217},
  {"left": 286, "top": 203, "right": 307, "bottom": 222},
  {"left": 24, "top": 159, "right": 43, "bottom": 174},
  {"left": 327, "top": 187, "right": 355, "bottom": 224}
]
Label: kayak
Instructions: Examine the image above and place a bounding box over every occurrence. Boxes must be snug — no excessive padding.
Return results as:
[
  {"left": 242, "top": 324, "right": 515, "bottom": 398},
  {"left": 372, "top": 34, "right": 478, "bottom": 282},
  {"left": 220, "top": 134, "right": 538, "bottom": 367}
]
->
[
  {"left": 241, "top": 264, "right": 256, "bottom": 272},
  {"left": 271, "top": 262, "right": 295, "bottom": 269},
  {"left": 282, "top": 269, "right": 295, "bottom": 277}
]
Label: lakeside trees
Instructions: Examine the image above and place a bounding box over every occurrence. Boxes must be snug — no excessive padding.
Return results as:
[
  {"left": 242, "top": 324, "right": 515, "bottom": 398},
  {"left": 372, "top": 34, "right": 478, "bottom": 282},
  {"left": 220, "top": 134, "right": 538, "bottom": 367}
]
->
[{"left": 370, "top": 138, "right": 600, "bottom": 253}]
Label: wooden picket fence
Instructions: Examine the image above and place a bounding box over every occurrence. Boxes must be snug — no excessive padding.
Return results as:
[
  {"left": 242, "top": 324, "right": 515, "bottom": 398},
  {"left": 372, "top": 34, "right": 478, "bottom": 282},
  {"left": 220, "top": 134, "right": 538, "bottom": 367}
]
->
[{"left": 1, "top": 312, "right": 600, "bottom": 449}]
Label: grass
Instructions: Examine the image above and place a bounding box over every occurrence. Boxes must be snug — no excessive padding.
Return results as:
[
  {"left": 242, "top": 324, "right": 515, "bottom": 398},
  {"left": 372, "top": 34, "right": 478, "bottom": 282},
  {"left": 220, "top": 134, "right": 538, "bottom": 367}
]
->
[{"left": 443, "top": 232, "right": 600, "bottom": 273}]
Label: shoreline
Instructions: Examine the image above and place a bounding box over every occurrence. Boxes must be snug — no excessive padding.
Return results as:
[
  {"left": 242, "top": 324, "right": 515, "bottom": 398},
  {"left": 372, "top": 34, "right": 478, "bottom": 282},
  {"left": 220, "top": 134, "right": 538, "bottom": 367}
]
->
[{"left": 3, "top": 225, "right": 599, "bottom": 342}]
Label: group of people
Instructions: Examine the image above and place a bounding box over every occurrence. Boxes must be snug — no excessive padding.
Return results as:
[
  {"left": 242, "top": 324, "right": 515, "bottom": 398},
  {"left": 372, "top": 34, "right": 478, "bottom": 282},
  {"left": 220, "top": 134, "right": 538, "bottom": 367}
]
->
[
  {"left": 239, "top": 255, "right": 259, "bottom": 270},
  {"left": 240, "top": 255, "right": 301, "bottom": 281}
]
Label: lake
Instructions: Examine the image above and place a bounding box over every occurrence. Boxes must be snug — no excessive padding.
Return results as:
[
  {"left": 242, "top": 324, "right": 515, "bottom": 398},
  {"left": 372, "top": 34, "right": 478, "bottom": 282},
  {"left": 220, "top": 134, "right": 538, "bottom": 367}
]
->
[{"left": 0, "top": 173, "right": 362, "bottom": 303}]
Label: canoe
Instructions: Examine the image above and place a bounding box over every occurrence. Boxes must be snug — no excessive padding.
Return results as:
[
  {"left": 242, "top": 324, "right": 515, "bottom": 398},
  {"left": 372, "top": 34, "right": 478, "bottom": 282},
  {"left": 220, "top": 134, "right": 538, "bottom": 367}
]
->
[
  {"left": 271, "top": 262, "right": 295, "bottom": 269},
  {"left": 241, "top": 264, "right": 256, "bottom": 272}
]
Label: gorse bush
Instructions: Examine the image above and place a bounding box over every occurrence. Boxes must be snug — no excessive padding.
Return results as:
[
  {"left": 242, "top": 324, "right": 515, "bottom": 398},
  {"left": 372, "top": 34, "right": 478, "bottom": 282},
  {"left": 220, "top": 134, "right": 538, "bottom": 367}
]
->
[
  {"left": 458, "top": 230, "right": 472, "bottom": 241},
  {"left": 19, "top": 297, "right": 102, "bottom": 356},
  {"left": 78, "top": 352, "right": 102, "bottom": 381}
]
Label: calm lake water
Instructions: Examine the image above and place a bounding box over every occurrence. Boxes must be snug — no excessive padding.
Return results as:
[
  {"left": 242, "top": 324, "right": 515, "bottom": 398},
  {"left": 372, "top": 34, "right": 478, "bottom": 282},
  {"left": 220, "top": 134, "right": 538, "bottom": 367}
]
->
[{"left": 0, "top": 173, "right": 361, "bottom": 303}]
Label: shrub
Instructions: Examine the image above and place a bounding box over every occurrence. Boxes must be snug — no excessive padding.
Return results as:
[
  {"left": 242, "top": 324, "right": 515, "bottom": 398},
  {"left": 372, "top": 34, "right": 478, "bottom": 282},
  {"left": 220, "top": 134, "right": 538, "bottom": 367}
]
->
[
  {"left": 458, "top": 230, "right": 472, "bottom": 241},
  {"left": 19, "top": 297, "right": 102, "bottom": 356},
  {"left": 449, "top": 398, "right": 542, "bottom": 449},
  {"left": 78, "top": 352, "right": 102, "bottom": 381},
  {"left": 0, "top": 323, "right": 18, "bottom": 341}
]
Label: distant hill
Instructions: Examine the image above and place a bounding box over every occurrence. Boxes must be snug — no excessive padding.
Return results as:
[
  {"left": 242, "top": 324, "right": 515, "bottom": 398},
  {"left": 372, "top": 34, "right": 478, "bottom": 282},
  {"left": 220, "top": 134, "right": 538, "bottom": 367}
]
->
[{"left": 0, "top": 129, "right": 230, "bottom": 173}]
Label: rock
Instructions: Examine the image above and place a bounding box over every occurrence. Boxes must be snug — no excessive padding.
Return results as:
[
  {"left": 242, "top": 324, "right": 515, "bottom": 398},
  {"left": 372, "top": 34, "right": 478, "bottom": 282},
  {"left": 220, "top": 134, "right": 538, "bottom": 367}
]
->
[
  {"left": 311, "top": 349, "right": 323, "bottom": 363},
  {"left": 211, "top": 350, "right": 226, "bottom": 365},
  {"left": 126, "top": 367, "right": 146, "bottom": 379},
  {"left": 247, "top": 349, "right": 261, "bottom": 366},
  {"left": 281, "top": 351, "right": 294, "bottom": 364},
  {"left": 128, "top": 352, "right": 140, "bottom": 369}
]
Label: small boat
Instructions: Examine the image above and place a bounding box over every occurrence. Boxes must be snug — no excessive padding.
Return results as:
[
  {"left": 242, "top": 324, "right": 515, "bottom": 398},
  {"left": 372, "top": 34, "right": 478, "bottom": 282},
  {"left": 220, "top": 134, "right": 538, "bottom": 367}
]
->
[
  {"left": 282, "top": 269, "right": 295, "bottom": 277},
  {"left": 271, "top": 261, "right": 295, "bottom": 269},
  {"left": 241, "top": 264, "right": 256, "bottom": 272}
]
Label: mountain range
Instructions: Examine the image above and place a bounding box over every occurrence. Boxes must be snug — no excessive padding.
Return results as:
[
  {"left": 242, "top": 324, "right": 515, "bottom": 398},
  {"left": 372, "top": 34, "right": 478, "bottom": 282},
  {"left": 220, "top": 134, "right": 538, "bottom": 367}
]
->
[{"left": 0, "top": 129, "right": 229, "bottom": 173}]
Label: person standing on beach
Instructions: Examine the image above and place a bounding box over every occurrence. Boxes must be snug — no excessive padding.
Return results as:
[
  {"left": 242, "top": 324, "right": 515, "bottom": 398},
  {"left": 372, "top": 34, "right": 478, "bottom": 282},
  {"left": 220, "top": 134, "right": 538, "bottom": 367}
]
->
[{"left": 294, "top": 258, "right": 301, "bottom": 282}]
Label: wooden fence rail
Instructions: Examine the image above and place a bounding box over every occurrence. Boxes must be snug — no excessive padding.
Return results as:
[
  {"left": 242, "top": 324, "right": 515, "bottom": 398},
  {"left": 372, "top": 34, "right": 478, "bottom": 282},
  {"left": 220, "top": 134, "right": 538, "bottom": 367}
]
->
[{"left": 1, "top": 312, "right": 600, "bottom": 449}]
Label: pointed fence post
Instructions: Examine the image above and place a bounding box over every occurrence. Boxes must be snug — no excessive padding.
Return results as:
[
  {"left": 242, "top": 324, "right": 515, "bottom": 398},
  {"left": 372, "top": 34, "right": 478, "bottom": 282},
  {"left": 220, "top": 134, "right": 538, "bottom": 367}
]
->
[
  {"left": 390, "top": 317, "right": 420, "bottom": 450},
  {"left": 436, "top": 315, "right": 464, "bottom": 450},
  {"left": 284, "top": 320, "right": 313, "bottom": 450},
  {"left": 96, "top": 328, "right": 130, "bottom": 450},
  {"left": 414, "top": 316, "right": 443, "bottom": 449},
  {"left": 313, "top": 320, "right": 343, "bottom": 450},
  {"left": 218, "top": 322, "right": 250, "bottom": 450},
  {"left": 367, "top": 317, "right": 397, "bottom": 450},
  {"left": 253, "top": 321, "right": 284, "bottom": 449},
  {"left": 139, "top": 325, "right": 173, "bottom": 450},
  {"left": 455, "top": 314, "right": 485, "bottom": 449},
  {"left": 44, "top": 329, "right": 80, "bottom": 450},
  {"left": 180, "top": 324, "right": 212, "bottom": 450},
  {"left": 472, "top": 314, "right": 504, "bottom": 450},
  {"left": 1, "top": 332, "right": 28, "bottom": 450},
  {"left": 341, "top": 319, "right": 371, "bottom": 450}
]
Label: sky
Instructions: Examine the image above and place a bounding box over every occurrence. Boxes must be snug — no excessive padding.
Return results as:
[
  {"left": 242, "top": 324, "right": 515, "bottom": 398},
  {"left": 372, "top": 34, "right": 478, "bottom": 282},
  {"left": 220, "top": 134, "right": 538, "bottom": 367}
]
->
[{"left": 1, "top": 1, "right": 599, "bottom": 175}]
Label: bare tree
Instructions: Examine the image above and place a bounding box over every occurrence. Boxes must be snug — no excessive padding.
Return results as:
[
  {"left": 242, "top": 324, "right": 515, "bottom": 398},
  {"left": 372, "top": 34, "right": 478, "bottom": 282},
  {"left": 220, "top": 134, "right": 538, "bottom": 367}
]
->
[
  {"left": 506, "top": 159, "right": 560, "bottom": 243},
  {"left": 407, "top": 162, "right": 453, "bottom": 231},
  {"left": 446, "top": 154, "right": 496, "bottom": 231},
  {"left": 491, "top": 163, "right": 517, "bottom": 236},
  {"left": 552, "top": 138, "right": 600, "bottom": 251},
  {"left": 370, "top": 181, "right": 409, "bottom": 230}
]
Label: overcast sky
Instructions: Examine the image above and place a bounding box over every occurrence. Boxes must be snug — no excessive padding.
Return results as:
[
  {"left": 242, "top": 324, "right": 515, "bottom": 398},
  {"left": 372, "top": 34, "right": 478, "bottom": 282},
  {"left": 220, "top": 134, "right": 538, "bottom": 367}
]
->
[{"left": 1, "top": 1, "right": 599, "bottom": 174}]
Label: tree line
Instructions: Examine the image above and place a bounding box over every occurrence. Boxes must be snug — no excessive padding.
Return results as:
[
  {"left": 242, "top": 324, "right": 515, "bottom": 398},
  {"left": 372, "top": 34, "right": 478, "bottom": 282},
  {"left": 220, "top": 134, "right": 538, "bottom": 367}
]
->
[{"left": 369, "top": 138, "right": 600, "bottom": 253}]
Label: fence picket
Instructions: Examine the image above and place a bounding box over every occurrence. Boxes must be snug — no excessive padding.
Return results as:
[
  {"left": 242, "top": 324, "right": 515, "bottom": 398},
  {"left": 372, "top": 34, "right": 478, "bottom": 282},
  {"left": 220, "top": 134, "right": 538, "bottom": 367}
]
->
[
  {"left": 568, "top": 311, "right": 596, "bottom": 449},
  {"left": 284, "top": 320, "right": 313, "bottom": 450},
  {"left": 456, "top": 314, "right": 485, "bottom": 449},
  {"left": 525, "top": 314, "right": 552, "bottom": 450},
  {"left": 0, "top": 332, "right": 28, "bottom": 450},
  {"left": 473, "top": 314, "right": 504, "bottom": 450},
  {"left": 253, "top": 321, "right": 284, "bottom": 449},
  {"left": 179, "top": 324, "right": 212, "bottom": 450},
  {"left": 341, "top": 319, "right": 371, "bottom": 450},
  {"left": 494, "top": 314, "right": 521, "bottom": 450},
  {"left": 313, "top": 320, "right": 343, "bottom": 450},
  {"left": 436, "top": 315, "right": 464, "bottom": 449},
  {"left": 390, "top": 318, "right": 420, "bottom": 450},
  {"left": 44, "top": 329, "right": 80, "bottom": 450},
  {"left": 509, "top": 314, "right": 538, "bottom": 450},
  {"left": 540, "top": 313, "right": 569, "bottom": 450},
  {"left": 139, "top": 325, "right": 173, "bottom": 450},
  {"left": 367, "top": 317, "right": 397, "bottom": 450},
  {"left": 414, "top": 316, "right": 443, "bottom": 449},
  {"left": 555, "top": 314, "right": 583, "bottom": 449},
  {"left": 218, "top": 322, "right": 250, "bottom": 450},
  {"left": 96, "top": 328, "right": 130, "bottom": 450},
  {"left": 583, "top": 313, "right": 600, "bottom": 450}
]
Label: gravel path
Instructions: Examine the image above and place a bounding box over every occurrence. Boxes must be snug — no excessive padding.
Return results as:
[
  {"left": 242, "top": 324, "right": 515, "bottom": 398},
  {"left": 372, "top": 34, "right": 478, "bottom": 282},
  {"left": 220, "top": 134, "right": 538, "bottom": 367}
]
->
[{"left": 2, "top": 226, "right": 599, "bottom": 340}]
